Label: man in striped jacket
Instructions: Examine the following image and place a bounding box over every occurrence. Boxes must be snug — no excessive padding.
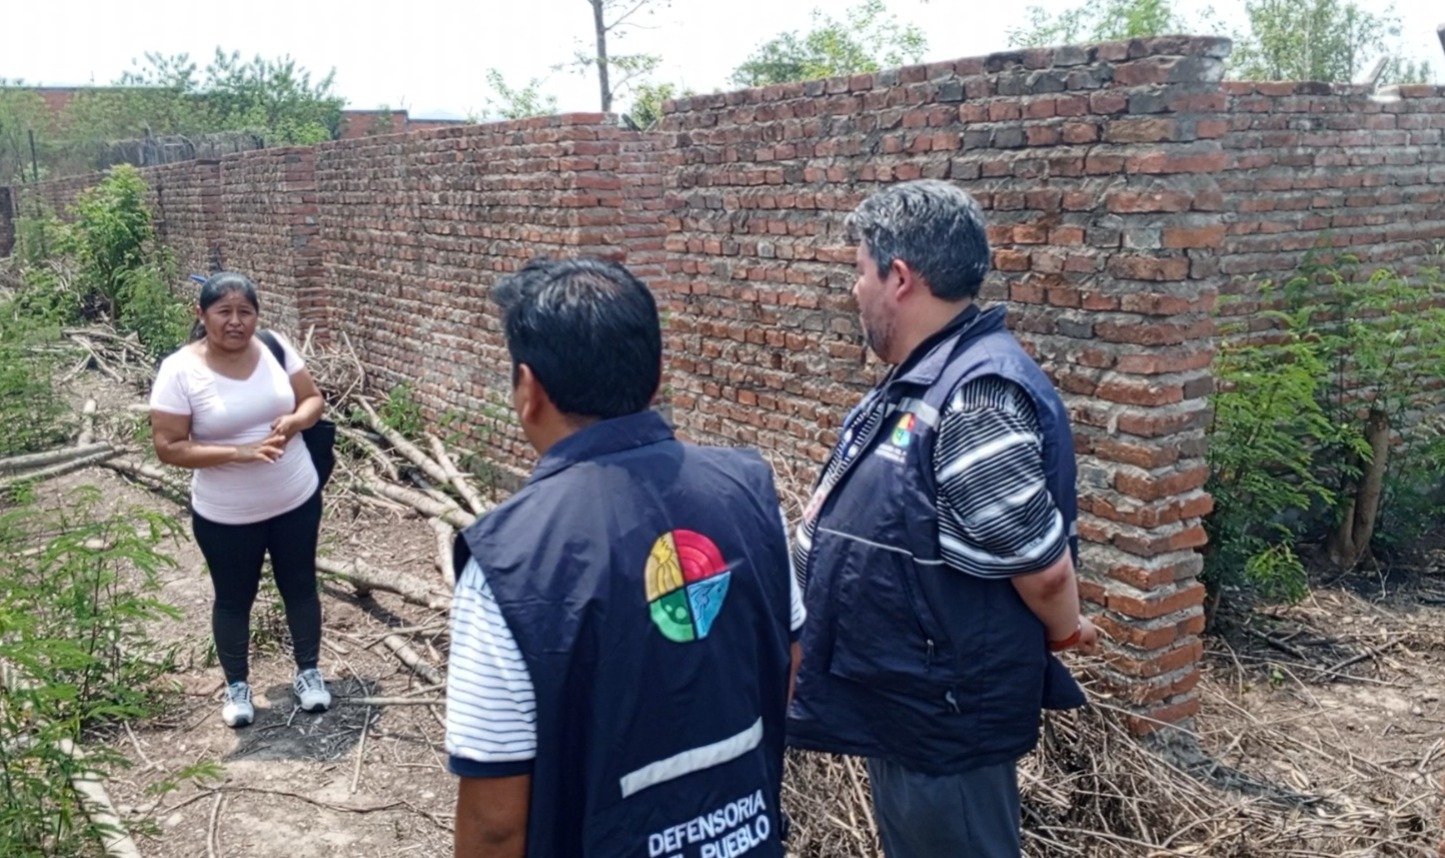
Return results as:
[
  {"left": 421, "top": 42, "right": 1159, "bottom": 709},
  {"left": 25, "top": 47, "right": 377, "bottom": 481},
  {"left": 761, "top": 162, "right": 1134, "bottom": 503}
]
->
[{"left": 787, "top": 180, "right": 1099, "bottom": 858}]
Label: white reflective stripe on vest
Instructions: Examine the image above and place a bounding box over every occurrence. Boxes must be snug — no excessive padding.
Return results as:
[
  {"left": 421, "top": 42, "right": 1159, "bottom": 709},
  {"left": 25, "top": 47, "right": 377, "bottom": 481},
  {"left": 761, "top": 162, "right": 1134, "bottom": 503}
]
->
[{"left": 618, "top": 717, "right": 764, "bottom": 799}]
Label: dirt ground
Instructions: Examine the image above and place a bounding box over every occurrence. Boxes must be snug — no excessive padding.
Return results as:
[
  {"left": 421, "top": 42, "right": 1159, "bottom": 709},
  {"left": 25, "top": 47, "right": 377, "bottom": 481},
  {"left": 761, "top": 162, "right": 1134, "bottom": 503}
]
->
[{"left": 27, "top": 370, "right": 1445, "bottom": 857}]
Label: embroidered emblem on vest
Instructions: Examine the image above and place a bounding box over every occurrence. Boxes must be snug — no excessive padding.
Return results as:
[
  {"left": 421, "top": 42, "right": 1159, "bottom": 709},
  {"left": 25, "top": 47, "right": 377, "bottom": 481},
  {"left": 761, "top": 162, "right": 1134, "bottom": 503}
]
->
[
  {"left": 874, "top": 412, "right": 917, "bottom": 465},
  {"left": 889, "top": 413, "right": 916, "bottom": 447},
  {"left": 645, "top": 530, "right": 731, "bottom": 643}
]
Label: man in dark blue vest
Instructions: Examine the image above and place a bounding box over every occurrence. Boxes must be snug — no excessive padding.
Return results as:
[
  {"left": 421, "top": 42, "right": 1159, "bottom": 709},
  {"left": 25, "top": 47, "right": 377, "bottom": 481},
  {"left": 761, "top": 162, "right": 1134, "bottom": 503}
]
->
[
  {"left": 445, "top": 257, "right": 804, "bottom": 858},
  {"left": 787, "top": 180, "right": 1099, "bottom": 858}
]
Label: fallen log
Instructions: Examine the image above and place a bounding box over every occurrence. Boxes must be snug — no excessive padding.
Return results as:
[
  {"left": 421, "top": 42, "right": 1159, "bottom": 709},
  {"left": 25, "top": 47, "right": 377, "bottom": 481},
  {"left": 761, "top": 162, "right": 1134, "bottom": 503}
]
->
[
  {"left": 315, "top": 556, "right": 451, "bottom": 613},
  {"left": 59, "top": 739, "right": 144, "bottom": 858},
  {"left": 77, "top": 399, "right": 98, "bottom": 446},
  {"left": 0, "top": 442, "right": 114, "bottom": 473},
  {"left": 100, "top": 458, "right": 189, "bottom": 504},
  {"left": 356, "top": 400, "right": 456, "bottom": 490},
  {"left": 0, "top": 447, "right": 122, "bottom": 489}
]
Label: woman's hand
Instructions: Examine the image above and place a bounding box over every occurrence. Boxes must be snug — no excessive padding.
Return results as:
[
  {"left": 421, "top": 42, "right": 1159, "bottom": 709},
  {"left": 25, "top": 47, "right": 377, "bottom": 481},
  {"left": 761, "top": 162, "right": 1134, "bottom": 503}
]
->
[
  {"left": 234, "top": 433, "right": 286, "bottom": 463},
  {"left": 270, "top": 414, "right": 305, "bottom": 441}
]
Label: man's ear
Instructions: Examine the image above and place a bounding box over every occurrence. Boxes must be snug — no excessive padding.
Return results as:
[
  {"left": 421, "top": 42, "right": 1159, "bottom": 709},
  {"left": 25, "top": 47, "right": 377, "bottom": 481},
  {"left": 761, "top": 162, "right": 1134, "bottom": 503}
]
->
[
  {"left": 889, "top": 258, "right": 922, "bottom": 301},
  {"left": 514, "top": 363, "right": 555, "bottom": 425}
]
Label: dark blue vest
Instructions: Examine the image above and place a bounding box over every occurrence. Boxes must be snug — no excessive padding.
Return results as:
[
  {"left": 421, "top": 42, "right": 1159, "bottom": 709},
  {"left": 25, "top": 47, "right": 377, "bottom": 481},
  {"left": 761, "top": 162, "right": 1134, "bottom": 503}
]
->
[
  {"left": 455, "top": 411, "right": 793, "bottom": 857},
  {"left": 787, "top": 307, "right": 1086, "bottom": 775}
]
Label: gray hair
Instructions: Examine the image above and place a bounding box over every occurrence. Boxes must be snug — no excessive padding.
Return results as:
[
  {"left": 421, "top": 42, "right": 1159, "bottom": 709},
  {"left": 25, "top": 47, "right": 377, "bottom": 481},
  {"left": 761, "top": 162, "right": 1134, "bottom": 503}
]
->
[{"left": 845, "top": 180, "right": 991, "bottom": 301}]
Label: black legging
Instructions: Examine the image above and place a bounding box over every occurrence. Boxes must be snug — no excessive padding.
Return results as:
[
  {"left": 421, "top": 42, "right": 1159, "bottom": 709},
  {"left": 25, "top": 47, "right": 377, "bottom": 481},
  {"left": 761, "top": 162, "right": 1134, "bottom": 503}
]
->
[{"left": 191, "top": 491, "right": 323, "bottom": 684}]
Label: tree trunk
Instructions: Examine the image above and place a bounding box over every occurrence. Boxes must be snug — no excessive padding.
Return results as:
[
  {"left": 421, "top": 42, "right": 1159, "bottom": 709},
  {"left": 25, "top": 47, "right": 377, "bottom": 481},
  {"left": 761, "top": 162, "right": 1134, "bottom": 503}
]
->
[
  {"left": 592, "top": 0, "right": 612, "bottom": 112},
  {"left": 1327, "top": 408, "right": 1392, "bottom": 570}
]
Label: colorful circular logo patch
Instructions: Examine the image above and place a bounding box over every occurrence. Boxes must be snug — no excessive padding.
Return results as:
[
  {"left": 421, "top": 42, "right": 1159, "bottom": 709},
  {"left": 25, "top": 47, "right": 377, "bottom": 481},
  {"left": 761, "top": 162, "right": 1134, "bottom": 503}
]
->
[{"left": 645, "top": 529, "right": 731, "bottom": 643}]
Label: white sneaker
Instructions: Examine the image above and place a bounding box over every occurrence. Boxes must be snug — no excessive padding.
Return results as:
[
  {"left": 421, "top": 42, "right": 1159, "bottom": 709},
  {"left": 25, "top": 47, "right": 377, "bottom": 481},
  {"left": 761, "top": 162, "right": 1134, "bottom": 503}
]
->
[
  {"left": 293, "top": 668, "right": 331, "bottom": 712},
  {"left": 222, "top": 681, "right": 254, "bottom": 728}
]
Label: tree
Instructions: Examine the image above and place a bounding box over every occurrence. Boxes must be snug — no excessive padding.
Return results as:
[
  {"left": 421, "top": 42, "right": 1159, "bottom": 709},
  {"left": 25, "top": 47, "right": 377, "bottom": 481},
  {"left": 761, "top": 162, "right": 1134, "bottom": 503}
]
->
[
  {"left": 48, "top": 48, "right": 344, "bottom": 173},
  {"left": 624, "top": 81, "right": 687, "bottom": 129},
  {"left": 1233, "top": 0, "right": 1431, "bottom": 83},
  {"left": 1008, "top": 0, "right": 1188, "bottom": 48},
  {"left": 731, "top": 0, "right": 927, "bottom": 88},
  {"left": 1009, "top": 0, "right": 1433, "bottom": 84},
  {"left": 579, "top": 0, "right": 669, "bottom": 113},
  {"left": 0, "top": 82, "right": 51, "bottom": 184},
  {"left": 483, "top": 69, "right": 559, "bottom": 120}
]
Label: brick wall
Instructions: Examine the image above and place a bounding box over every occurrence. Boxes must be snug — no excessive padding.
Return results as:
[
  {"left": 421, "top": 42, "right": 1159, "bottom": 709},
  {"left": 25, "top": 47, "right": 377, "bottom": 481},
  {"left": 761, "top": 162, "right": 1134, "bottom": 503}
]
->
[
  {"left": 1218, "top": 81, "right": 1445, "bottom": 322},
  {"left": 7, "top": 38, "right": 1444, "bottom": 731},
  {"left": 313, "top": 116, "right": 648, "bottom": 477},
  {"left": 219, "top": 147, "right": 324, "bottom": 339},
  {"left": 146, "top": 159, "right": 223, "bottom": 279},
  {"left": 656, "top": 36, "right": 1228, "bottom": 729},
  {"left": 9, "top": 174, "right": 94, "bottom": 221}
]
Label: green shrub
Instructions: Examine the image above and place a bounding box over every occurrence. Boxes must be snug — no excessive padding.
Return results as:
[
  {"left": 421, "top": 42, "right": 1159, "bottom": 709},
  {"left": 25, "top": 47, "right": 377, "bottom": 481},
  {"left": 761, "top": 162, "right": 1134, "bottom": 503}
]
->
[
  {"left": 1205, "top": 295, "right": 1340, "bottom": 605},
  {"left": 0, "top": 302, "right": 70, "bottom": 458},
  {"left": 63, "top": 165, "right": 154, "bottom": 317},
  {"left": 0, "top": 488, "right": 180, "bottom": 854},
  {"left": 1206, "top": 252, "right": 1445, "bottom": 609},
  {"left": 115, "top": 262, "right": 191, "bottom": 360}
]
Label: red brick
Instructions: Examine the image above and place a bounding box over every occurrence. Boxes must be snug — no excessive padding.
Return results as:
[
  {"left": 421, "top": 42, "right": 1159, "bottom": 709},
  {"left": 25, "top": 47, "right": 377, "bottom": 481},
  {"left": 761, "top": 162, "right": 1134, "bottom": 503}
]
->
[
  {"left": 1094, "top": 613, "right": 1178, "bottom": 650},
  {"left": 1106, "top": 581, "right": 1205, "bottom": 621},
  {"left": 1128, "top": 694, "right": 1201, "bottom": 735},
  {"left": 1162, "top": 225, "right": 1226, "bottom": 248}
]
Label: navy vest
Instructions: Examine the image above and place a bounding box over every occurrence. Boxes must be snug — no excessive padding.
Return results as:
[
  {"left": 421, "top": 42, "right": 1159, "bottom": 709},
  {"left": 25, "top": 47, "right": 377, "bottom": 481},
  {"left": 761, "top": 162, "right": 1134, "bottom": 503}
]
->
[
  {"left": 787, "top": 306, "right": 1086, "bottom": 775},
  {"left": 455, "top": 411, "right": 793, "bottom": 857}
]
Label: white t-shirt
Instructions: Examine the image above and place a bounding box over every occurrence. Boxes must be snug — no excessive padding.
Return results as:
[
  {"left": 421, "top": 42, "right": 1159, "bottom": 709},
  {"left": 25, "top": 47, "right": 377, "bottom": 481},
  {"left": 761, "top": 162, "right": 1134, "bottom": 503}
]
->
[{"left": 149, "top": 332, "right": 318, "bottom": 525}]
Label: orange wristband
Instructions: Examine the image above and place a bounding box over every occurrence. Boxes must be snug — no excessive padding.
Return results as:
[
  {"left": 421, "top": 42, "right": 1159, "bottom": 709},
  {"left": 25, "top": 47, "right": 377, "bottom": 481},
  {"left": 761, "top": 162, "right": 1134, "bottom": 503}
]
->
[{"left": 1048, "top": 623, "right": 1082, "bottom": 652}]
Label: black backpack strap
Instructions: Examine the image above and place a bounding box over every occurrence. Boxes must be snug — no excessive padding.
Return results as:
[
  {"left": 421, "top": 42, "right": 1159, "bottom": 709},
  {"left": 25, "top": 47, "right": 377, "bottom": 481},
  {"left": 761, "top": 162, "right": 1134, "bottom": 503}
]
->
[{"left": 256, "top": 329, "right": 286, "bottom": 368}]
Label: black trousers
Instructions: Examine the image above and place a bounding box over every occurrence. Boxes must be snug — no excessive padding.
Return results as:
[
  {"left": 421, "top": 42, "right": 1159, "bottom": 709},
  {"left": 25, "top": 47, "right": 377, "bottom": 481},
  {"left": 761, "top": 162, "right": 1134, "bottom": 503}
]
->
[
  {"left": 867, "top": 756, "right": 1022, "bottom": 858},
  {"left": 191, "top": 491, "right": 323, "bottom": 684}
]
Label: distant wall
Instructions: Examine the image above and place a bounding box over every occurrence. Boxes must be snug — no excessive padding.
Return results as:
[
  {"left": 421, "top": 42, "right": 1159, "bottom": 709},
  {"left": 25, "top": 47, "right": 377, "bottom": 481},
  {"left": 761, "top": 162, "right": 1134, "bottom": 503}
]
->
[{"left": 1217, "top": 81, "right": 1445, "bottom": 326}]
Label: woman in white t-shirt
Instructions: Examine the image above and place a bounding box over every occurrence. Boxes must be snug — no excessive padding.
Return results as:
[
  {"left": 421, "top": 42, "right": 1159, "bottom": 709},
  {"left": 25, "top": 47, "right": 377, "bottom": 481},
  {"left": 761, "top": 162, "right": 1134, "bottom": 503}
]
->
[{"left": 149, "top": 272, "right": 331, "bottom": 728}]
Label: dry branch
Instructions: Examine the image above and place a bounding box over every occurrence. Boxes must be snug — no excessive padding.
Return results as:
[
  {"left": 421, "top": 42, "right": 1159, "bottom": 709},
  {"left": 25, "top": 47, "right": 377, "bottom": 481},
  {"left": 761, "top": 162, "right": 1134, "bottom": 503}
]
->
[
  {"left": 358, "top": 472, "right": 472, "bottom": 529},
  {"left": 356, "top": 399, "right": 454, "bottom": 488},
  {"left": 101, "top": 458, "right": 189, "bottom": 503},
  {"left": 337, "top": 696, "right": 445, "bottom": 707},
  {"left": 337, "top": 426, "right": 400, "bottom": 481},
  {"left": 381, "top": 634, "right": 444, "bottom": 685},
  {"left": 315, "top": 556, "right": 451, "bottom": 612},
  {"left": 431, "top": 519, "right": 458, "bottom": 587},
  {"left": 427, "top": 432, "right": 488, "bottom": 515}
]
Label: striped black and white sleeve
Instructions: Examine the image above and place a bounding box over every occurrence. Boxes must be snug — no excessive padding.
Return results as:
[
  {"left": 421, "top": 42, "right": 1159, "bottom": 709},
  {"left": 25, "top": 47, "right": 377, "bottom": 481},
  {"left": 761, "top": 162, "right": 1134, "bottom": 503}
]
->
[
  {"left": 934, "top": 377, "right": 1068, "bottom": 579},
  {"left": 444, "top": 558, "right": 538, "bottom": 777}
]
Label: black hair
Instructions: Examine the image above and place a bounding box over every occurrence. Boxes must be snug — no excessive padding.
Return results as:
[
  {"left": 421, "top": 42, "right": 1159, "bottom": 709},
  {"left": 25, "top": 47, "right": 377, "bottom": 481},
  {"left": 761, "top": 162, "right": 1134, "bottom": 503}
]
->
[
  {"left": 191, "top": 272, "right": 261, "bottom": 340},
  {"left": 491, "top": 257, "right": 662, "bottom": 420}
]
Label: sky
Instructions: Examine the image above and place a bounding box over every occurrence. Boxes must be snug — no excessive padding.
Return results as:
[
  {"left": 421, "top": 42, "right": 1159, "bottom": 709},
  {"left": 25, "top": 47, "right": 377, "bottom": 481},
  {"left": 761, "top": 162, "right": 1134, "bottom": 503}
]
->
[{"left": 3, "top": 0, "right": 1441, "bottom": 120}]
